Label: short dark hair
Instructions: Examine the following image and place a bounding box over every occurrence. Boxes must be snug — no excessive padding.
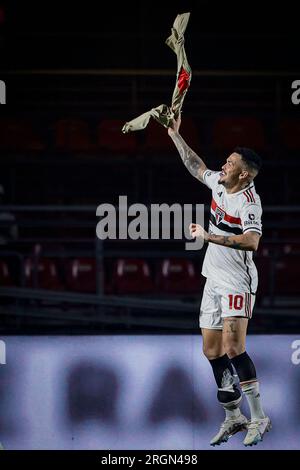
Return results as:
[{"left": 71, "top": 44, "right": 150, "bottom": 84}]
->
[{"left": 234, "top": 146, "right": 262, "bottom": 173}]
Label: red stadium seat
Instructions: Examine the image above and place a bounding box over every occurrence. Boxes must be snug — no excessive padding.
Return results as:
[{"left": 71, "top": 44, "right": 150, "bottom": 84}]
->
[
  {"left": 279, "top": 118, "right": 300, "bottom": 150},
  {"left": 66, "top": 258, "right": 96, "bottom": 293},
  {"left": 0, "top": 260, "right": 14, "bottom": 286},
  {"left": 112, "top": 258, "right": 154, "bottom": 294},
  {"left": 156, "top": 258, "right": 203, "bottom": 294},
  {"left": 97, "top": 119, "right": 137, "bottom": 153},
  {"left": 54, "top": 118, "right": 96, "bottom": 152},
  {"left": 212, "top": 116, "right": 267, "bottom": 151},
  {"left": 24, "top": 258, "right": 63, "bottom": 290},
  {"left": 66, "top": 258, "right": 109, "bottom": 294},
  {"left": 143, "top": 120, "right": 171, "bottom": 153},
  {"left": 0, "top": 118, "right": 44, "bottom": 151},
  {"left": 143, "top": 117, "right": 200, "bottom": 153}
]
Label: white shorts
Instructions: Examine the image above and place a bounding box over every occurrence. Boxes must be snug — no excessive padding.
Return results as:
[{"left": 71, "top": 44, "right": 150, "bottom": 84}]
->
[{"left": 199, "top": 278, "right": 256, "bottom": 330}]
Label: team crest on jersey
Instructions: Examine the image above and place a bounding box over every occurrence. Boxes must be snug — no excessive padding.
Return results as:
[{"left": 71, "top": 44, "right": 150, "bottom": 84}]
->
[{"left": 215, "top": 206, "right": 225, "bottom": 225}]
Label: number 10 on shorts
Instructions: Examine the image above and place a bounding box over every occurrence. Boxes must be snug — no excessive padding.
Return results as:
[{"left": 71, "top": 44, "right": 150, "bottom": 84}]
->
[
  {"left": 228, "top": 294, "right": 244, "bottom": 310},
  {"left": 228, "top": 293, "right": 253, "bottom": 318}
]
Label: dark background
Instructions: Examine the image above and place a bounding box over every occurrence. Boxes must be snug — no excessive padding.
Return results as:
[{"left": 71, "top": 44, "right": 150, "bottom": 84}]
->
[
  {"left": 0, "top": 0, "right": 299, "bottom": 333},
  {"left": 2, "top": 0, "right": 300, "bottom": 68}
]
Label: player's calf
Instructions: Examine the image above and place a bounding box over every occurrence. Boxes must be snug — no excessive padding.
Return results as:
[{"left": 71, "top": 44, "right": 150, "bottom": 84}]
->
[
  {"left": 208, "top": 354, "right": 248, "bottom": 445},
  {"left": 230, "top": 351, "right": 272, "bottom": 444}
]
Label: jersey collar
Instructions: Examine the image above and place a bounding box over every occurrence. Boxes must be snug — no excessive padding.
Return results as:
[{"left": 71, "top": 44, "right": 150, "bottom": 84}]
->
[{"left": 224, "top": 183, "right": 255, "bottom": 198}]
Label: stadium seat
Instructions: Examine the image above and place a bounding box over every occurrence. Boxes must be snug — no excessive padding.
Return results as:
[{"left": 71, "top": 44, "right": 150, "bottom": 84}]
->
[
  {"left": 54, "top": 118, "right": 96, "bottom": 152},
  {"left": 156, "top": 258, "right": 203, "bottom": 294},
  {"left": 144, "top": 117, "right": 200, "bottom": 152},
  {"left": 212, "top": 116, "right": 267, "bottom": 151},
  {"left": 279, "top": 118, "right": 300, "bottom": 150},
  {"left": 66, "top": 258, "right": 94, "bottom": 293},
  {"left": 66, "top": 258, "right": 109, "bottom": 294},
  {"left": 0, "top": 118, "right": 44, "bottom": 151},
  {"left": 97, "top": 119, "right": 137, "bottom": 153},
  {"left": 24, "top": 258, "right": 63, "bottom": 290},
  {"left": 143, "top": 120, "right": 172, "bottom": 153},
  {"left": 0, "top": 260, "right": 14, "bottom": 286},
  {"left": 112, "top": 258, "right": 154, "bottom": 294}
]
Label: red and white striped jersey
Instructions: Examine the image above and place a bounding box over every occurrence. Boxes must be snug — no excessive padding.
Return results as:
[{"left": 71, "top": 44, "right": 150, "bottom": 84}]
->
[{"left": 201, "top": 169, "right": 262, "bottom": 293}]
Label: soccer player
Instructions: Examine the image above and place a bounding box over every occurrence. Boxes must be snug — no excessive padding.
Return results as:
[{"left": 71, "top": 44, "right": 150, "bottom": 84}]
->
[{"left": 168, "top": 114, "right": 271, "bottom": 447}]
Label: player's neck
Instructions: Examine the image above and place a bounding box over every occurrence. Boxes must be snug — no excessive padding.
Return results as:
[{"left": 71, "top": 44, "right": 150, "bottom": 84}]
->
[{"left": 225, "top": 181, "right": 251, "bottom": 194}]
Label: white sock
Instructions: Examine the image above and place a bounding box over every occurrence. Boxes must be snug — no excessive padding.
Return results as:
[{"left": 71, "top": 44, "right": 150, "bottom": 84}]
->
[
  {"left": 241, "top": 381, "right": 265, "bottom": 420},
  {"left": 222, "top": 396, "right": 242, "bottom": 420},
  {"left": 224, "top": 404, "right": 241, "bottom": 420}
]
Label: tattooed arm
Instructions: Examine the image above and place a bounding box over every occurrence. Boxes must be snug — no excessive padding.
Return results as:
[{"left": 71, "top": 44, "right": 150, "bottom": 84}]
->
[
  {"left": 189, "top": 223, "right": 261, "bottom": 252},
  {"left": 168, "top": 115, "right": 207, "bottom": 181},
  {"left": 208, "top": 232, "right": 261, "bottom": 252}
]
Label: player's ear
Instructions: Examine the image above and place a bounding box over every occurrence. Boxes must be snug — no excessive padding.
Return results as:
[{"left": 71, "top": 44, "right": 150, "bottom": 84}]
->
[{"left": 239, "top": 170, "right": 249, "bottom": 181}]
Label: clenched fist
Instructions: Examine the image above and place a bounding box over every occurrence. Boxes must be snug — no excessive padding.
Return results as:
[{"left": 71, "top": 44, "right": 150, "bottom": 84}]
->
[{"left": 189, "top": 223, "right": 209, "bottom": 242}]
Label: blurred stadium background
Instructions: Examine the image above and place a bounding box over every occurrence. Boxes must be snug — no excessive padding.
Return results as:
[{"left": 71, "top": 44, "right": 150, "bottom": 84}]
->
[
  {"left": 0, "top": 0, "right": 299, "bottom": 334},
  {"left": 0, "top": 0, "right": 300, "bottom": 452},
  {"left": 0, "top": 2, "right": 300, "bottom": 331}
]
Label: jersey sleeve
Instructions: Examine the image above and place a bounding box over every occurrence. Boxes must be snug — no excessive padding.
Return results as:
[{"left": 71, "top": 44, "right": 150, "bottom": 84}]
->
[
  {"left": 240, "top": 203, "right": 262, "bottom": 235},
  {"left": 202, "top": 170, "right": 221, "bottom": 191}
]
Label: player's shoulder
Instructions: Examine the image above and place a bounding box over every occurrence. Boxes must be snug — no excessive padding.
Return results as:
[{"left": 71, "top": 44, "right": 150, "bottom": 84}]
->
[
  {"left": 203, "top": 169, "right": 221, "bottom": 181},
  {"left": 203, "top": 169, "right": 222, "bottom": 190},
  {"left": 239, "top": 184, "right": 262, "bottom": 208}
]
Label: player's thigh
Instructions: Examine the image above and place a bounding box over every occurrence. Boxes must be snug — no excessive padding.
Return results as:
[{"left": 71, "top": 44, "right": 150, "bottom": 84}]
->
[
  {"left": 201, "top": 327, "right": 224, "bottom": 360},
  {"left": 218, "top": 287, "right": 253, "bottom": 356},
  {"left": 223, "top": 316, "right": 248, "bottom": 342},
  {"left": 222, "top": 317, "right": 248, "bottom": 357}
]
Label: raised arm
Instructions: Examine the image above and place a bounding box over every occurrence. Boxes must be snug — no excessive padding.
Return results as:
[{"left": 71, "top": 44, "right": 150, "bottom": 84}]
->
[{"left": 168, "top": 115, "right": 207, "bottom": 182}]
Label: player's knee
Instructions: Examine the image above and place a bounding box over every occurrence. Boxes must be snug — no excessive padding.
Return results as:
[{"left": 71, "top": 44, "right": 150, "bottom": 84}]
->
[
  {"left": 223, "top": 342, "right": 244, "bottom": 359},
  {"left": 217, "top": 387, "right": 241, "bottom": 404},
  {"left": 203, "top": 345, "right": 222, "bottom": 361}
]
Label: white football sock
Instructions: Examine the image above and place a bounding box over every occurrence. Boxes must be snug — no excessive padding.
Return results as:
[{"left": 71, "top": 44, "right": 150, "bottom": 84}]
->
[
  {"left": 241, "top": 381, "right": 265, "bottom": 420},
  {"left": 222, "top": 396, "right": 242, "bottom": 420}
]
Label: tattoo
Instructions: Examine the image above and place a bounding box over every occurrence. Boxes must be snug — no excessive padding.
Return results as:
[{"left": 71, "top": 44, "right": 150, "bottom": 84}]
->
[
  {"left": 208, "top": 234, "right": 245, "bottom": 250},
  {"left": 208, "top": 231, "right": 259, "bottom": 252},
  {"left": 226, "top": 318, "right": 238, "bottom": 334},
  {"left": 222, "top": 236, "right": 242, "bottom": 250},
  {"left": 170, "top": 132, "right": 205, "bottom": 180}
]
